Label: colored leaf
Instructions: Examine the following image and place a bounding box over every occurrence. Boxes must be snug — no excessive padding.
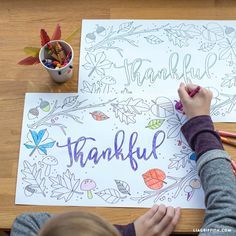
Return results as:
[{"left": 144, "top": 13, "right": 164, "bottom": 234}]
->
[
  {"left": 51, "top": 24, "right": 61, "bottom": 40},
  {"left": 40, "top": 29, "right": 50, "bottom": 46},
  {"left": 146, "top": 119, "right": 165, "bottom": 130},
  {"left": 65, "top": 28, "right": 80, "bottom": 43},
  {"left": 95, "top": 188, "right": 126, "bottom": 204},
  {"left": 142, "top": 169, "right": 166, "bottom": 190},
  {"left": 90, "top": 111, "right": 109, "bottom": 121},
  {"left": 24, "top": 129, "right": 55, "bottom": 156},
  {"left": 115, "top": 180, "right": 131, "bottom": 195},
  {"left": 23, "top": 47, "right": 40, "bottom": 57},
  {"left": 18, "top": 56, "right": 40, "bottom": 65}
]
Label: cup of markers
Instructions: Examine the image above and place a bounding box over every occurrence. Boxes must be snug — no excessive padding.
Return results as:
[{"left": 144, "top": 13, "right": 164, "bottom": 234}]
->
[{"left": 39, "top": 40, "right": 74, "bottom": 83}]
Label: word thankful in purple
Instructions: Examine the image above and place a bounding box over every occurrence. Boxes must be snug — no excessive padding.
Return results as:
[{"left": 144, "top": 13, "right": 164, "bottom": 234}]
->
[{"left": 57, "top": 129, "right": 165, "bottom": 171}]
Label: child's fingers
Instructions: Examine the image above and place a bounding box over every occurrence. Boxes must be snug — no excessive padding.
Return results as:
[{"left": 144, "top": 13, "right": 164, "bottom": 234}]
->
[
  {"left": 151, "top": 204, "right": 167, "bottom": 224},
  {"left": 163, "top": 207, "right": 181, "bottom": 235},
  {"left": 185, "top": 83, "right": 199, "bottom": 93},
  {"left": 142, "top": 204, "right": 159, "bottom": 220},
  {"left": 178, "top": 82, "right": 189, "bottom": 102},
  {"left": 154, "top": 206, "right": 175, "bottom": 233}
]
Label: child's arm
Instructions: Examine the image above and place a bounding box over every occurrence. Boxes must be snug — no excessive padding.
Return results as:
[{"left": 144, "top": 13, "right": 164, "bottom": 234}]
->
[
  {"left": 178, "top": 83, "right": 236, "bottom": 235},
  {"left": 10, "top": 213, "right": 51, "bottom": 236}
]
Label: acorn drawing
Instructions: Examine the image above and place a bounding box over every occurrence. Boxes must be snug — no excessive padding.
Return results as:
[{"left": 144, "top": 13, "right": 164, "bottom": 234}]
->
[
  {"left": 28, "top": 107, "right": 39, "bottom": 119},
  {"left": 96, "top": 25, "right": 106, "bottom": 36},
  {"left": 225, "top": 26, "right": 235, "bottom": 35},
  {"left": 86, "top": 32, "right": 96, "bottom": 43},
  {"left": 40, "top": 99, "right": 50, "bottom": 112}
]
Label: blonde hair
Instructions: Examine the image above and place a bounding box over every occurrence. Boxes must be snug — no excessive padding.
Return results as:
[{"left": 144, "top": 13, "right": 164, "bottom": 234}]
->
[{"left": 38, "top": 211, "right": 121, "bottom": 236}]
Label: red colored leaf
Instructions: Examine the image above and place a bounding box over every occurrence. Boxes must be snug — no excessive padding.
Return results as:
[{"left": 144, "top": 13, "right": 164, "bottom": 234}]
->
[
  {"left": 142, "top": 169, "right": 166, "bottom": 190},
  {"left": 90, "top": 111, "right": 109, "bottom": 121},
  {"left": 18, "top": 56, "right": 40, "bottom": 65},
  {"left": 40, "top": 29, "right": 50, "bottom": 46},
  {"left": 51, "top": 24, "right": 61, "bottom": 40}
]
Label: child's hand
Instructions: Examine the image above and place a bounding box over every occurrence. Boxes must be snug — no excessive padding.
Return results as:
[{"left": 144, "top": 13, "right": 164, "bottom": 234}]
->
[
  {"left": 134, "top": 204, "right": 180, "bottom": 236},
  {"left": 178, "top": 82, "right": 213, "bottom": 119}
]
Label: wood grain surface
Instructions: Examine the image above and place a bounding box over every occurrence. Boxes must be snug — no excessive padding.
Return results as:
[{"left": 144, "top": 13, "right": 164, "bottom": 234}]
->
[{"left": 0, "top": 0, "right": 236, "bottom": 233}]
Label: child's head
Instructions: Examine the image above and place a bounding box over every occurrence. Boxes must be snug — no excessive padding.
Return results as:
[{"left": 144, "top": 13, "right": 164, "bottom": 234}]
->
[{"left": 38, "top": 211, "right": 120, "bottom": 236}]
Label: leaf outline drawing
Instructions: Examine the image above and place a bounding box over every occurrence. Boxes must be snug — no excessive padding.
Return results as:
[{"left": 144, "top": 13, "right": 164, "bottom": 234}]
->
[
  {"left": 111, "top": 97, "right": 149, "bottom": 125},
  {"left": 218, "top": 37, "right": 236, "bottom": 60},
  {"left": 21, "top": 160, "right": 46, "bottom": 197},
  {"left": 166, "top": 114, "right": 187, "bottom": 139},
  {"left": 198, "top": 42, "right": 216, "bottom": 52},
  {"left": 168, "top": 149, "right": 193, "bottom": 170},
  {"left": 118, "top": 21, "right": 134, "bottom": 33},
  {"left": 95, "top": 188, "right": 127, "bottom": 204},
  {"left": 221, "top": 73, "right": 236, "bottom": 88},
  {"left": 83, "top": 52, "right": 112, "bottom": 77},
  {"left": 202, "top": 23, "right": 224, "bottom": 42},
  {"left": 62, "top": 95, "right": 79, "bottom": 108},
  {"left": 112, "top": 103, "right": 136, "bottom": 125},
  {"left": 49, "top": 169, "right": 83, "bottom": 202},
  {"left": 164, "top": 23, "right": 200, "bottom": 47},
  {"left": 144, "top": 35, "right": 163, "bottom": 45},
  {"left": 117, "top": 98, "right": 150, "bottom": 115},
  {"left": 114, "top": 180, "right": 131, "bottom": 195}
]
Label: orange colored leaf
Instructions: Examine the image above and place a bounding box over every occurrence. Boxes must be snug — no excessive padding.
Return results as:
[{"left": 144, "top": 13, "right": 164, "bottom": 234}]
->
[
  {"left": 18, "top": 56, "right": 40, "bottom": 65},
  {"left": 142, "top": 168, "right": 166, "bottom": 190},
  {"left": 51, "top": 24, "right": 61, "bottom": 40},
  {"left": 40, "top": 29, "right": 50, "bottom": 46}
]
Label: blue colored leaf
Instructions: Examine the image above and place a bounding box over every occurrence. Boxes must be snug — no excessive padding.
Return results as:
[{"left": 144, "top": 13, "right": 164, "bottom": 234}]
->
[{"left": 38, "top": 141, "right": 56, "bottom": 154}]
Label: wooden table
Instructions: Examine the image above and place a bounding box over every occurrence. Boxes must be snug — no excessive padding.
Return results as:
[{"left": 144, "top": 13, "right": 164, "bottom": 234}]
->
[{"left": 0, "top": 0, "right": 236, "bottom": 233}]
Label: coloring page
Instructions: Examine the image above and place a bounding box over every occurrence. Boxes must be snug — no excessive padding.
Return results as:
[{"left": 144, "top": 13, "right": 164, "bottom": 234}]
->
[
  {"left": 16, "top": 93, "right": 204, "bottom": 208},
  {"left": 79, "top": 20, "right": 236, "bottom": 121}
]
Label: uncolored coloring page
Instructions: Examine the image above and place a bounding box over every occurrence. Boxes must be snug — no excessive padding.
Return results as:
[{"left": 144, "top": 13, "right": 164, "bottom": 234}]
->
[{"left": 79, "top": 20, "right": 236, "bottom": 121}]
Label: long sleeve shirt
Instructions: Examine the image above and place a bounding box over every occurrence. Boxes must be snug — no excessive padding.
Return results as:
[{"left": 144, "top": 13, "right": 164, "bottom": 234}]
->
[{"left": 10, "top": 116, "right": 236, "bottom": 236}]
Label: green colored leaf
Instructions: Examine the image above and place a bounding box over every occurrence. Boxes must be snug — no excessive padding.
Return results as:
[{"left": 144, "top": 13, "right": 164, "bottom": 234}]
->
[
  {"left": 23, "top": 47, "right": 40, "bottom": 57},
  {"left": 146, "top": 119, "right": 165, "bottom": 130},
  {"left": 65, "top": 28, "right": 80, "bottom": 43}
]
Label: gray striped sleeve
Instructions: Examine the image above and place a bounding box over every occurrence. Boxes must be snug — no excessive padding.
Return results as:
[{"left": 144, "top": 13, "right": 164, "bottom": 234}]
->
[{"left": 197, "top": 149, "right": 236, "bottom": 236}]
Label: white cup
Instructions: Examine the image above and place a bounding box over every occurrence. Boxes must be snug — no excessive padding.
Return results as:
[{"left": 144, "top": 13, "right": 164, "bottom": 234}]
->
[{"left": 39, "top": 40, "right": 74, "bottom": 83}]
